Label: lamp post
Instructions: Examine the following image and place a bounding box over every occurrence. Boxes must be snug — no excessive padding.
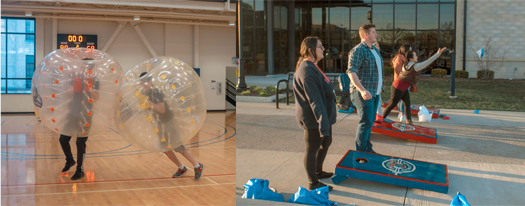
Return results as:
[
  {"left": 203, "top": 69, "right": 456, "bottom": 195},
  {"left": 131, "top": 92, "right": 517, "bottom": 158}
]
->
[
  {"left": 237, "top": 0, "right": 247, "bottom": 89},
  {"left": 449, "top": 51, "right": 457, "bottom": 98}
]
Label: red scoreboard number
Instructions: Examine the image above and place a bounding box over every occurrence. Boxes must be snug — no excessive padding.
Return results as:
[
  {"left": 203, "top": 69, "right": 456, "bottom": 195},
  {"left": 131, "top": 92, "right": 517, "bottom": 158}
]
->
[{"left": 57, "top": 34, "right": 97, "bottom": 50}]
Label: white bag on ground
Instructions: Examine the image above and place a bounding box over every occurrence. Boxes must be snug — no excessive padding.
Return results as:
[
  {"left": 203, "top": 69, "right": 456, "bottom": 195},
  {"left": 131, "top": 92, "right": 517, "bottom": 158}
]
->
[{"left": 418, "top": 105, "right": 432, "bottom": 122}]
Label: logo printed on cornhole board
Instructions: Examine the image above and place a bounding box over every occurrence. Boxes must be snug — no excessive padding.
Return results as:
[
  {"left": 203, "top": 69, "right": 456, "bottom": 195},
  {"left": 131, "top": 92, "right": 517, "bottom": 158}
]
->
[
  {"left": 372, "top": 121, "right": 437, "bottom": 144},
  {"left": 331, "top": 150, "right": 449, "bottom": 193},
  {"left": 391, "top": 123, "right": 416, "bottom": 132},
  {"left": 382, "top": 159, "right": 416, "bottom": 175}
]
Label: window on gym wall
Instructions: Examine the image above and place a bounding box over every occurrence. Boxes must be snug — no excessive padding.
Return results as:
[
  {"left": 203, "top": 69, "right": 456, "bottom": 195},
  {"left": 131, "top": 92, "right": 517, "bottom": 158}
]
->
[{"left": 1, "top": 17, "right": 36, "bottom": 94}]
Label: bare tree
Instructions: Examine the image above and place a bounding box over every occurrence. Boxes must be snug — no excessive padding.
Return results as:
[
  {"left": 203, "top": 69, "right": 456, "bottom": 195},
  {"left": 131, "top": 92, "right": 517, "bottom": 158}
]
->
[{"left": 467, "top": 33, "right": 507, "bottom": 79}]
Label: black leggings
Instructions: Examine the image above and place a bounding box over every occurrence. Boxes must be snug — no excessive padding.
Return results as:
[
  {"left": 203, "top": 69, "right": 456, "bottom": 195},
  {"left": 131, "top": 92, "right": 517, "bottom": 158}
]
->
[
  {"left": 60, "top": 135, "right": 88, "bottom": 170},
  {"left": 383, "top": 85, "right": 412, "bottom": 121},
  {"left": 304, "top": 127, "right": 332, "bottom": 184}
]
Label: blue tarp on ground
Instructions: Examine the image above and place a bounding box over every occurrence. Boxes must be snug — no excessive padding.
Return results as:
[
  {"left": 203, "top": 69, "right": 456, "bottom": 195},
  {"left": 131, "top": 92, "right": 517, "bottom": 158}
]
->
[
  {"left": 287, "top": 186, "right": 337, "bottom": 206},
  {"left": 451, "top": 192, "right": 470, "bottom": 206},
  {"left": 242, "top": 179, "right": 284, "bottom": 202}
]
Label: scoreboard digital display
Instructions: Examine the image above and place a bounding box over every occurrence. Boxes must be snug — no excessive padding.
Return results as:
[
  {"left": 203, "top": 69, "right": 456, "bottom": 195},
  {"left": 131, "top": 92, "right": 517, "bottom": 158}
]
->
[{"left": 57, "top": 34, "right": 97, "bottom": 49}]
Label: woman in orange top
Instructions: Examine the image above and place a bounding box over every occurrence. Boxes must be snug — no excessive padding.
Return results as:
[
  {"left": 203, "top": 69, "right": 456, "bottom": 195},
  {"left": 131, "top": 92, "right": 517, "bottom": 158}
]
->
[{"left": 391, "top": 44, "right": 411, "bottom": 120}]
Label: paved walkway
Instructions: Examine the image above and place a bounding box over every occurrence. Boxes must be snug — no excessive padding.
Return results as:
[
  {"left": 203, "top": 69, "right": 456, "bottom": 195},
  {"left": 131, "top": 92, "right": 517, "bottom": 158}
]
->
[
  {"left": 239, "top": 74, "right": 290, "bottom": 88},
  {"left": 236, "top": 102, "right": 525, "bottom": 205}
]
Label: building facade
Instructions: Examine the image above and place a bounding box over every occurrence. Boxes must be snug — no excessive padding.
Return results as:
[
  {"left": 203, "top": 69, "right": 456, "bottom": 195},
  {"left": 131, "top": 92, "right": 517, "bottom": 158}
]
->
[{"left": 238, "top": 0, "right": 525, "bottom": 79}]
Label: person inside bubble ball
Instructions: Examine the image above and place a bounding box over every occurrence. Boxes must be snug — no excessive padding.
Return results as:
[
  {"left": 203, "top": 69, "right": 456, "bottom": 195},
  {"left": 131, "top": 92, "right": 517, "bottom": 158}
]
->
[
  {"left": 139, "top": 72, "right": 204, "bottom": 180},
  {"left": 60, "top": 58, "right": 99, "bottom": 180}
]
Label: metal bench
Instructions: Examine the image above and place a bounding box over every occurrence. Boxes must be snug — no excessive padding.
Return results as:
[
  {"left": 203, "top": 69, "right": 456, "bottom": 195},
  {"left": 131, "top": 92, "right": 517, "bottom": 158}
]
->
[{"left": 275, "top": 72, "right": 295, "bottom": 109}]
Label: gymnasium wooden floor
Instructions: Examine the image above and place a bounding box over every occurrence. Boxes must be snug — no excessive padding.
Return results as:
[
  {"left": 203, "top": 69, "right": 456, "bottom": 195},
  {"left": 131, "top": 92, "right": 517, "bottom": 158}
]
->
[{"left": 1, "top": 111, "right": 236, "bottom": 205}]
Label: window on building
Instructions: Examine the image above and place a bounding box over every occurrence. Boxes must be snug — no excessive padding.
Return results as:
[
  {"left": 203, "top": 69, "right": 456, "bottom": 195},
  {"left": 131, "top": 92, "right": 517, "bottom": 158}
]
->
[
  {"left": 1, "top": 17, "right": 36, "bottom": 94},
  {"left": 240, "top": 0, "right": 456, "bottom": 74}
]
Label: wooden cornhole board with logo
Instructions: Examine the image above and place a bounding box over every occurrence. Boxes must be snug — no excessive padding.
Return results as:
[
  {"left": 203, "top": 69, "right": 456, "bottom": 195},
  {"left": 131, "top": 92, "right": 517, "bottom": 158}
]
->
[
  {"left": 331, "top": 150, "right": 449, "bottom": 194},
  {"left": 382, "top": 100, "right": 440, "bottom": 119},
  {"left": 372, "top": 121, "right": 438, "bottom": 144}
]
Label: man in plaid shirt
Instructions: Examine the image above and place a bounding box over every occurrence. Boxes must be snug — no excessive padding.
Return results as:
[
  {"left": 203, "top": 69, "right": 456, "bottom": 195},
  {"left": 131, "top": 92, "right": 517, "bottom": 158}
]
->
[{"left": 346, "top": 23, "right": 384, "bottom": 153}]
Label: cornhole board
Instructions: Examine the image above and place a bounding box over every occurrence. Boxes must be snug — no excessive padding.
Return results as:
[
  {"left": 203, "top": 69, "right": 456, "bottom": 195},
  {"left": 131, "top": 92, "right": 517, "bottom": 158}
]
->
[
  {"left": 372, "top": 121, "right": 437, "bottom": 144},
  {"left": 331, "top": 150, "right": 449, "bottom": 194},
  {"left": 382, "top": 100, "right": 440, "bottom": 119}
]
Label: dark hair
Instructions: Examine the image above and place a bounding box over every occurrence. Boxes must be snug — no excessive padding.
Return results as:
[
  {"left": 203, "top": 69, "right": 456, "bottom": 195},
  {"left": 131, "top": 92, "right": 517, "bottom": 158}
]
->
[
  {"left": 396, "top": 44, "right": 411, "bottom": 58},
  {"left": 295, "top": 36, "right": 320, "bottom": 71},
  {"left": 391, "top": 44, "right": 411, "bottom": 66},
  {"left": 359, "top": 23, "right": 376, "bottom": 40},
  {"left": 82, "top": 58, "right": 95, "bottom": 69},
  {"left": 403, "top": 50, "right": 417, "bottom": 69},
  {"left": 139, "top": 72, "right": 152, "bottom": 82}
]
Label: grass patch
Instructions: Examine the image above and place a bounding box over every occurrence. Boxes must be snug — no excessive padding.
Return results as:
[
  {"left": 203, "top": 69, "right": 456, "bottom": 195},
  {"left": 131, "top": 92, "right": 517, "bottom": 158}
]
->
[
  {"left": 266, "top": 76, "right": 525, "bottom": 111},
  {"left": 237, "top": 87, "right": 277, "bottom": 96},
  {"left": 278, "top": 76, "right": 525, "bottom": 111},
  {"left": 380, "top": 76, "right": 525, "bottom": 112}
]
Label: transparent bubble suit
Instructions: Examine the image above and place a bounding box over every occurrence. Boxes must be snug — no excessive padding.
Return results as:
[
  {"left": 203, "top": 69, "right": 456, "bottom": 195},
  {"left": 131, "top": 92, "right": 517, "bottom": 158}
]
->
[
  {"left": 114, "top": 57, "right": 207, "bottom": 152},
  {"left": 31, "top": 48, "right": 124, "bottom": 137}
]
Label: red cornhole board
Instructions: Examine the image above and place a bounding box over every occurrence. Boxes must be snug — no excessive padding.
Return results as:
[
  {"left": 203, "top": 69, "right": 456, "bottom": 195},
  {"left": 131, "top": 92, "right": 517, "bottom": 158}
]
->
[
  {"left": 382, "top": 100, "right": 440, "bottom": 119},
  {"left": 372, "top": 121, "right": 437, "bottom": 144},
  {"left": 331, "top": 150, "right": 449, "bottom": 194}
]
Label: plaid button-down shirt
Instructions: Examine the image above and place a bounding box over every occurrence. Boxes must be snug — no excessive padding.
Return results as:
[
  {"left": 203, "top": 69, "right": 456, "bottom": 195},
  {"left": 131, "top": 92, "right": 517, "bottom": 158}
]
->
[{"left": 346, "top": 42, "right": 384, "bottom": 95}]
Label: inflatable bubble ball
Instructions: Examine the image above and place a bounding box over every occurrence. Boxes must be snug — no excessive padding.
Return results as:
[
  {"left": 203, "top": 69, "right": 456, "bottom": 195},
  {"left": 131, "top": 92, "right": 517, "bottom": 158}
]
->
[
  {"left": 114, "top": 57, "right": 207, "bottom": 152},
  {"left": 31, "top": 48, "right": 124, "bottom": 137}
]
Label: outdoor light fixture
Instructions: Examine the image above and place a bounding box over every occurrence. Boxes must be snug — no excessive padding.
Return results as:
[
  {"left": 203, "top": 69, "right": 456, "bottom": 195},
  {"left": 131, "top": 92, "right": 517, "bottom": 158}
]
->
[
  {"left": 229, "top": 20, "right": 235, "bottom": 26},
  {"left": 134, "top": 15, "right": 140, "bottom": 20},
  {"left": 25, "top": 11, "right": 32, "bottom": 16}
]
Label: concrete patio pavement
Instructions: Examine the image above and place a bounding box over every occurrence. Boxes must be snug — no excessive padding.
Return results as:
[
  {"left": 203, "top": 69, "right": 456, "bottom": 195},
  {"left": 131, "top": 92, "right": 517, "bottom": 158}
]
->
[{"left": 236, "top": 102, "right": 525, "bottom": 205}]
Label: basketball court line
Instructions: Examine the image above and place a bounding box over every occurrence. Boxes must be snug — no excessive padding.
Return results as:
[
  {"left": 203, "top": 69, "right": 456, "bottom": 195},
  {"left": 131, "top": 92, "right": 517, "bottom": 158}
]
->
[
  {"left": 1, "top": 113, "right": 236, "bottom": 205},
  {"left": 2, "top": 122, "right": 236, "bottom": 160},
  {"left": 2, "top": 182, "right": 236, "bottom": 197},
  {"left": 206, "top": 177, "right": 220, "bottom": 185},
  {"left": 2, "top": 173, "right": 236, "bottom": 187},
  {"left": 2, "top": 125, "right": 225, "bottom": 144}
]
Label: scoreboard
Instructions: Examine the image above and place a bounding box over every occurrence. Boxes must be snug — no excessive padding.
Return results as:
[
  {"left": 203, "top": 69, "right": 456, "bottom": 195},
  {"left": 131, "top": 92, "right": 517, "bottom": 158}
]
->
[{"left": 57, "top": 34, "right": 97, "bottom": 49}]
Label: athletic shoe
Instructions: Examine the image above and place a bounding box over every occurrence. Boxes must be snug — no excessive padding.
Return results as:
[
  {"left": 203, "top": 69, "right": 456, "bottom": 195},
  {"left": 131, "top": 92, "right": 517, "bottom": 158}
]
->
[
  {"left": 316, "top": 171, "right": 334, "bottom": 179},
  {"left": 194, "top": 163, "right": 204, "bottom": 180},
  {"left": 62, "top": 160, "right": 76, "bottom": 172},
  {"left": 172, "top": 166, "right": 188, "bottom": 178},
  {"left": 309, "top": 182, "right": 333, "bottom": 191},
  {"left": 375, "top": 114, "right": 384, "bottom": 123},
  {"left": 71, "top": 168, "right": 85, "bottom": 180}
]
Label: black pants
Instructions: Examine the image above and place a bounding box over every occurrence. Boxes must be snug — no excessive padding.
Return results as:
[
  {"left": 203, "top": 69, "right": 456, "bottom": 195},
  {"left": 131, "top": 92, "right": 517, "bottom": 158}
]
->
[
  {"left": 383, "top": 85, "right": 412, "bottom": 121},
  {"left": 304, "top": 127, "right": 332, "bottom": 184},
  {"left": 59, "top": 134, "right": 88, "bottom": 170}
]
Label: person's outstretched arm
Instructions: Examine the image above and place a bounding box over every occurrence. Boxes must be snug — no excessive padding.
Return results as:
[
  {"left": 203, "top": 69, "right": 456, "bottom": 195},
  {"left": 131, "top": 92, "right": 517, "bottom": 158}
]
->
[{"left": 413, "top": 47, "right": 447, "bottom": 71}]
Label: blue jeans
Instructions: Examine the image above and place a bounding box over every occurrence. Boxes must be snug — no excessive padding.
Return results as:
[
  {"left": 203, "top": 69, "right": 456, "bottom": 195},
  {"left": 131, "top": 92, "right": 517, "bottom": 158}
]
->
[
  {"left": 398, "top": 101, "right": 405, "bottom": 115},
  {"left": 350, "top": 92, "right": 379, "bottom": 152}
]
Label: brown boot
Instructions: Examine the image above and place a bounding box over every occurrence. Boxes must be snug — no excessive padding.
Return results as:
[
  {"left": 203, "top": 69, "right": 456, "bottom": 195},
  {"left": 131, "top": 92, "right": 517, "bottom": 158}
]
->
[{"left": 406, "top": 120, "right": 413, "bottom": 125}]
